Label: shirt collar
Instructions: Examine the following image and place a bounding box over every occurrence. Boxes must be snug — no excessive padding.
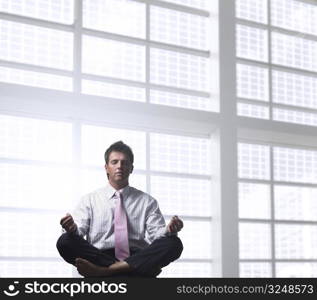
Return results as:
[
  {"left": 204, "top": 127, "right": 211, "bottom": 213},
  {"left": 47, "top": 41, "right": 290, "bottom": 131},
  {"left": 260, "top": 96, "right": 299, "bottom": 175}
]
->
[{"left": 105, "top": 182, "right": 130, "bottom": 200}]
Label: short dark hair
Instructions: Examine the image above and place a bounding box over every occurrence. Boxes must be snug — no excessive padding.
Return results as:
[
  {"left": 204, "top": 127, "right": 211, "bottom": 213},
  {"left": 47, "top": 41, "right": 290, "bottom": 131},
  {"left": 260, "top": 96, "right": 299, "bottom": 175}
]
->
[{"left": 104, "top": 141, "right": 134, "bottom": 165}]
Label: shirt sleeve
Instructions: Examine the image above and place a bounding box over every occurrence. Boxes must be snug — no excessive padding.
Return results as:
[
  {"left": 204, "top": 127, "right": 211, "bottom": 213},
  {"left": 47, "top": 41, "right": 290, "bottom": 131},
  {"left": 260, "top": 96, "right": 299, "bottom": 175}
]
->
[
  {"left": 71, "top": 194, "right": 92, "bottom": 237},
  {"left": 145, "top": 196, "right": 175, "bottom": 242}
]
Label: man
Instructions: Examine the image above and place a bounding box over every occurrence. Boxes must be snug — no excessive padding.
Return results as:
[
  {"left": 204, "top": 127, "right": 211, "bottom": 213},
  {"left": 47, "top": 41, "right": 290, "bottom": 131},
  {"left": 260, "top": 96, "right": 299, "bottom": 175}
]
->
[{"left": 56, "top": 141, "right": 183, "bottom": 277}]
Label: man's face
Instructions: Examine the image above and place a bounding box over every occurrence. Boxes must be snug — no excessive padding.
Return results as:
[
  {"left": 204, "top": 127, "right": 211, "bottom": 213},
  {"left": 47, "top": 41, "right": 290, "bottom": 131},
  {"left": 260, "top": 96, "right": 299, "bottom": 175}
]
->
[{"left": 105, "top": 151, "right": 133, "bottom": 185}]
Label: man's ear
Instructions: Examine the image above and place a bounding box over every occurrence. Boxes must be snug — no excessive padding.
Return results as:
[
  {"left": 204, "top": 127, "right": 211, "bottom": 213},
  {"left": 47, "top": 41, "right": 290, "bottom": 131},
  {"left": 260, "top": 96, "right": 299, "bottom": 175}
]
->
[{"left": 130, "top": 165, "right": 134, "bottom": 174}]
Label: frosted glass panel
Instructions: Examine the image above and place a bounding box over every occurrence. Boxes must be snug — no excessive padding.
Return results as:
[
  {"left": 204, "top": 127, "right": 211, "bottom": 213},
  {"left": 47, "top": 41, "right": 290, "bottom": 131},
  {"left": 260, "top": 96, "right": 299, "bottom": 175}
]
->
[
  {"left": 81, "top": 125, "right": 146, "bottom": 169},
  {"left": 150, "top": 48, "right": 210, "bottom": 91},
  {"left": 273, "top": 108, "right": 317, "bottom": 127},
  {"left": 275, "top": 185, "right": 317, "bottom": 221},
  {"left": 178, "top": 220, "right": 211, "bottom": 259},
  {"left": 272, "top": 33, "right": 317, "bottom": 72},
  {"left": 239, "top": 222, "right": 271, "bottom": 259},
  {"left": 272, "top": 71, "right": 317, "bottom": 110},
  {"left": 0, "top": 0, "right": 74, "bottom": 24},
  {"left": 236, "top": 25, "right": 268, "bottom": 62},
  {"left": 275, "top": 224, "right": 317, "bottom": 259},
  {"left": 237, "top": 64, "right": 269, "bottom": 101},
  {"left": 271, "top": 0, "right": 317, "bottom": 35},
  {"left": 240, "top": 262, "right": 272, "bottom": 277},
  {"left": 159, "top": 262, "right": 212, "bottom": 278},
  {"left": 274, "top": 147, "right": 317, "bottom": 184},
  {"left": 276, "top": 263, "right": 317, "bottom": 278},
  {"left": 150, "top": 133, "right": 211, "bottom": 175},
  {"left": 237, "top": 103, "right": 269, "bottom": 119},
  {"left": 0, "top": 66, "right": 72, "bottom": 91},
  {"left": 82, "top": 36, "right": 145, "bottom": 81},
  {"left": 83, "top": 0, "right": 145, "bottom": 38},
  {"left": 82, "top": 80, "right": 145, "bottom": 102},
  {"left": 236, "top": 0, "right": 268, "bottom": 24},
  {"left": 0, "top": 260, "right": 72, "bottom": 277},
  {"left": 151, "top": 176, "right": 211, "bottom": 217},
  {"left": 0, "top": 115, "right": 72, "bottom": 163},
  {"left": 151, "top": 6, "right": 209, "bottom": 50},
  {"left": 238, "top": 143, "right": 270, "bottom": 180},
  {"left": 0, "top": 164, "right": 73, "bottom": 210},
  {"left": 0, "top": 20, "right": 73, "bottom": 70},
  {"left": 239, "top": 183, "right": 271, "bottom": 219},
  {"left": 0, "top": 212, "right": 62, "bottom": 257}
]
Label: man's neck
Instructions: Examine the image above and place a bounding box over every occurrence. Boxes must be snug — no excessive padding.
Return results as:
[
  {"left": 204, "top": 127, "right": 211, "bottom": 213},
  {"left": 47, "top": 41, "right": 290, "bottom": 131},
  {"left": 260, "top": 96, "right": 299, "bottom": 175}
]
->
[{"left": 109, "top": 181, "right": 129, "bottom": 191}]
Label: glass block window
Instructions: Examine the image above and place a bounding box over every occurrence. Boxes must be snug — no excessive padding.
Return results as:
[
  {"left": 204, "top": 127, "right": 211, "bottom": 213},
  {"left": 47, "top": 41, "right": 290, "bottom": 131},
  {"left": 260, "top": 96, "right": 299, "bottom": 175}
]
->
[
  {"left": 82, "top": 36, "right": 145, "bottom": 81},
  {"left": 271, "top": 0, "right": 317, "bottom": 36},
  {"left": 236, "top": 0, "right": 268, "bottom": 24},
  {"left": 274, "top": 147, "right": 317, "bottom": 184},
  {"left": 236, "top": 25, "right": 268, "bottom": 62},
  {"left": 237, "top": 102, "right": 269, "bottom": 119},
  {"left": 0, "top": 66, "right": 72, "bottom": 91},
  {"left": 0, "top": 0, "right": 216, "bottom": 109},
  {"left": 239, "top": 142, "right": 317, "bottom": 277},
  {"left": 276, "top": 263, "right": 317, "bottom": 277},
  {"left": 0, "top": 115, "right": 72, "bottom": 163},
  {"left": 83, "top": 0, "right": 145, "bottom": 38},
  {"left": 81, "top": 80, "right": 145, "bottom": 102},
  {"left": 0, "top": 20, "right": 73, "bottom": 70},
  {"left": 237, "top": 64, "right": 269, "bottom": 102},
  {"left": 238, "top": 143, "right": 270, "bottom": 180},
  {"left": 236, "top": 0, "right": 317, "bottom": 126},
  {"left": 151, "top": 176, "right": 211, "bottom": 217},
  {"left": 0, "top": 0, "right": 74, "bottom": 24},
  {"left": 275, "top": 185, "right": 317, "bottom": 221},
  {"left": 272, "top": 71, "right": 317, "bottom": 110},
  {"left": 239, "top": 182, "right": 271, "bottom": 219},
  {"left": 239, "top": 222, "right": 271, "bottom": 259},
  {"left": 150, "top": 133, "right": 211, "bottom": 175},
  {"left": 0, "top": 1, "right": 215, "bottom": 278},
  {"left": 240, "top": 262, "right": 272, "bottom": 277},
  {"left": 150, "top": 6, "right": 210, "bottom": 50},
  {"left": 150, "top": 48, "right": 210, "bottom": 91}
]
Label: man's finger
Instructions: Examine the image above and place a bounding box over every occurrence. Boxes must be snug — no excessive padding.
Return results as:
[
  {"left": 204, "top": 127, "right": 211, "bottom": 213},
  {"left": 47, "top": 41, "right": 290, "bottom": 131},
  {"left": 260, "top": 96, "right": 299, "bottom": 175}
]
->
[
  {"left": 61, "top": 217, "right": 73, "bottom": 227},
  {"left": 60, "top": 215, "right": 71, "bottom": 225}
]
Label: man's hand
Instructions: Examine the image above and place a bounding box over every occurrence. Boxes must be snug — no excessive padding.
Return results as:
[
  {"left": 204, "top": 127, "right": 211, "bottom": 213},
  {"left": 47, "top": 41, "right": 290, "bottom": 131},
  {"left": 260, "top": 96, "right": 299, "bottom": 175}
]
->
[
  {"left": 167, "top": 215, "right": 184, "bottom": 233},
  {"left": 60, "top": 213, "right": 77, "bottom": 233}
]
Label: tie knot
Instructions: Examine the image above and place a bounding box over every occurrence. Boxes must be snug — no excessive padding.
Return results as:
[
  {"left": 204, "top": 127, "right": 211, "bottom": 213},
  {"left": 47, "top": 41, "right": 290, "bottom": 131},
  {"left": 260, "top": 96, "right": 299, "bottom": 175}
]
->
[{"left": 115, "top": 191, "right": 122, "bottom": 199}]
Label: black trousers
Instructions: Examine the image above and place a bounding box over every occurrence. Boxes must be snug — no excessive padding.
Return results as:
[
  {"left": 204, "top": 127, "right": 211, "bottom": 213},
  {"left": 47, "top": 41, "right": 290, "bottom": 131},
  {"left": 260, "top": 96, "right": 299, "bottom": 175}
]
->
[{"left": 56, "top": 232, "right": 183, "bottom": 277}]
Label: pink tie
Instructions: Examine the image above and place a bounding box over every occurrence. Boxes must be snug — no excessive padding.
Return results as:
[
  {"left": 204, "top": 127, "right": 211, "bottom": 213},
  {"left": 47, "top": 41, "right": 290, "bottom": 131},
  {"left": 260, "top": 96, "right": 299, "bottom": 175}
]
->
[{"left": 114, "top": 191, "right": 130, "bottom": 261}]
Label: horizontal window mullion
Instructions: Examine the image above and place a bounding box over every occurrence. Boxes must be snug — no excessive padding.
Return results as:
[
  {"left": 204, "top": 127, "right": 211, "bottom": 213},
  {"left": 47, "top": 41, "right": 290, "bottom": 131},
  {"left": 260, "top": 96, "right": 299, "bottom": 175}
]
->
[
  {"left": 240, "top": 218, "right": 317, "bottom": 225},
  {"left": 83, "top": 28, "right": 210, "bottom": 57},
  {"left": 238, "top": 98, "right": 269, "bottom": 106},
  {"left": 237, "top": 58, "right": 317, "bottom": 78},
  {"left": 140, "top": 0, "right": 210, "bottom": 17},
  {"left": 0, "top": 12, "right": 73, "bottom": 32},
  {"left": 0, "top": 60, "right": 73, "bottom": 77},
  {"left": 164, "top": 214, "right": 212, "bottom": 222},
  {"left": 236, "top": 18, "right": 317, "bottom": 42},
  {"left": 273, "top": 103, "right": 317, "bottom": 114}
]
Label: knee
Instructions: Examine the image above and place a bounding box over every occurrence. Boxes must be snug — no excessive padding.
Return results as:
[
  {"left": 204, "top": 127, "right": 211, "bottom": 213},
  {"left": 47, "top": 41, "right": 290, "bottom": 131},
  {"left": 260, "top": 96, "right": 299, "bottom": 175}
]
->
[
  {"left": 56, "top": 232, "right": 74, "bottom": 253},
  {"left": 166, "top": 236, "right": 183, "bottom": 259}
]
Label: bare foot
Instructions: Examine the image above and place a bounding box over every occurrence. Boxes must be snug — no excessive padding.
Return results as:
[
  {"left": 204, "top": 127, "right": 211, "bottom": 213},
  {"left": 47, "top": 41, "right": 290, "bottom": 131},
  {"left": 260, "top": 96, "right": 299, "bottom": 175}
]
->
[{"left": 75, "top": 258, "right": 111, "bottom": 277}]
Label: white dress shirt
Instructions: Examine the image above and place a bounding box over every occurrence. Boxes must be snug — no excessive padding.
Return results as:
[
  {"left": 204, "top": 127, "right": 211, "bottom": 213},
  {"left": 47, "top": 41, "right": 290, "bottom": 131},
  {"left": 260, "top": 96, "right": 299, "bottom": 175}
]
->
[{"left": 72, "top": 183, "right": 169, "bottom": 250}]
